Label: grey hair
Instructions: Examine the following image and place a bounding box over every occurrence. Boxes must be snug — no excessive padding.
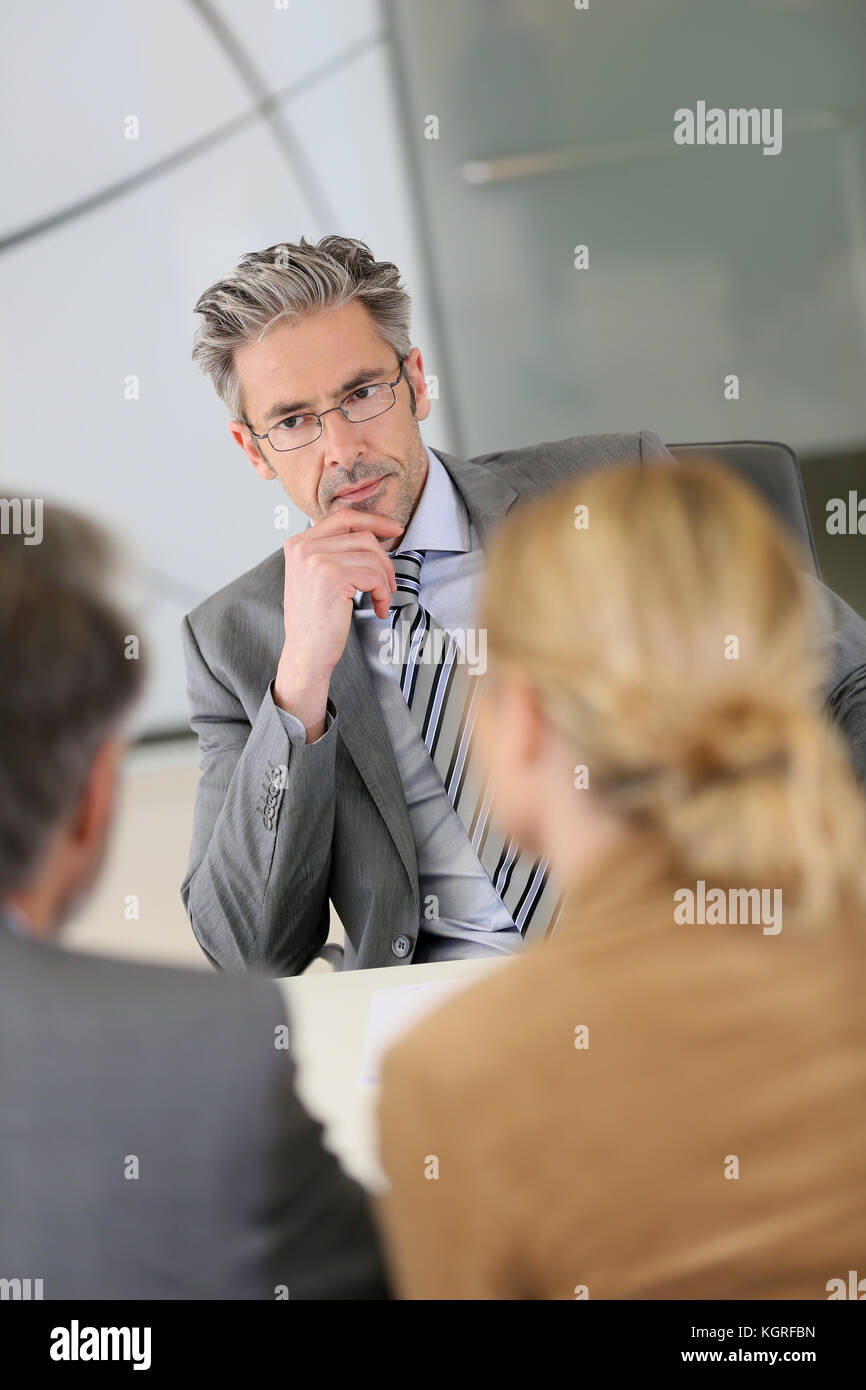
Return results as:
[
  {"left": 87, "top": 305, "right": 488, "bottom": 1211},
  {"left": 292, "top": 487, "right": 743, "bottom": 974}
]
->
[
  {"left": 191, "top": 235, "right": 413, "bottom": 421},
  {"left": 0, "top": 500, "right": 144, "bottom": 896}
]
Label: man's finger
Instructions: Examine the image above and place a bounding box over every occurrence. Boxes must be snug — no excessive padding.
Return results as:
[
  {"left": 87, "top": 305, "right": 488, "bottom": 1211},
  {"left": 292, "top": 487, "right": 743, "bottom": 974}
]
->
[
  {"left": 344, "top": 563, "right": 394, "bottom": 615},
  {"left": 296, "top": 533, "right": 396, "bottom": 585},
  {"left": 300, "top": 510, "right": 404, "bottom": 542}
]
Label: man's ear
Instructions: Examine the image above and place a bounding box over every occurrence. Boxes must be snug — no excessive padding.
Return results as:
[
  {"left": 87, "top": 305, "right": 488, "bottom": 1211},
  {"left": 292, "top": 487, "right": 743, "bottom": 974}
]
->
[
  {"left": 228, "top": 419, "right": 277, "bottom": 480},
  {"left": 68, "top": 736, "right": 124, "bottom": 857},
  {"left": 404, "top": 346, "right": 431, "bottom": 423}
]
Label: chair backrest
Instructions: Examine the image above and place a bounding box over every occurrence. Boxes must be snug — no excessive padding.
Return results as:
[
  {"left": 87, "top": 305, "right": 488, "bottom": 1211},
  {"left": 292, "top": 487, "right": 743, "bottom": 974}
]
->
[{"left": 666, "top": 440, "right": 819, "bottom": 577}]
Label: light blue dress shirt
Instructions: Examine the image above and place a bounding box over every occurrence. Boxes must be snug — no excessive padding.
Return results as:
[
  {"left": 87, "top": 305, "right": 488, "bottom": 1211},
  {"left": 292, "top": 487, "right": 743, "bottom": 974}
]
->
[{"left": 276, "top": 448, "right": 523, "bottom": 962}]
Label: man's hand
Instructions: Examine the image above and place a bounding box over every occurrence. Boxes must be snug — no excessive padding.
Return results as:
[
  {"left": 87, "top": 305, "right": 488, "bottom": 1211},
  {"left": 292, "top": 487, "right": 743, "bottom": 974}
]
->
[{"left": 274, "top": 511, "right": 404, "bottom": 741}]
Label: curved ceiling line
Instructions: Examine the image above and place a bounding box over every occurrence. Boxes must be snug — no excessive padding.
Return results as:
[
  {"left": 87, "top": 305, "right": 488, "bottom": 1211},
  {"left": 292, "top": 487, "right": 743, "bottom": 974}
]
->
[{"left": 0, "top": 23, "right": 385, "bottom": 254}]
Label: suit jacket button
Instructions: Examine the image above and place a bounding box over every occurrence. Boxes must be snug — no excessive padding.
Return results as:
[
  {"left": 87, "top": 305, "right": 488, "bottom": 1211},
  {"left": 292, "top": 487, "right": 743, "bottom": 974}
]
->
[{"left": 391, "top": 934, "right": 412, "bottom": 959}]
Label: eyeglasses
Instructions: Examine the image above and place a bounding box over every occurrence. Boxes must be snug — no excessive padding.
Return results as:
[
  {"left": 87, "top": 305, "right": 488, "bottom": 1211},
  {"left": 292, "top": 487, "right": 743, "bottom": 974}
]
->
[{"left": 246, "top": 359, "right": 407, "bottom": 453}]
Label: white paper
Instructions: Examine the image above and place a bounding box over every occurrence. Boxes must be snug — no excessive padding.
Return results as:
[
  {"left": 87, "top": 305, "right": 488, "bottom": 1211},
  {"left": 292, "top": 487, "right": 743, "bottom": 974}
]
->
[{"left": 357, "top": 979, "right": 468, "bottom": 1085}]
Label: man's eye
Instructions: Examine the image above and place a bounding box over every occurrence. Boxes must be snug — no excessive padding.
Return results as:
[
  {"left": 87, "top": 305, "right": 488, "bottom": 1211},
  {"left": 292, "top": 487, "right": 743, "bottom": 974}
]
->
[
  {"left": 348, "top": 385, "right": 375, "bottom": 403},
  {"left": 275, "top": 415, "right": 306, "bottom": 431}
]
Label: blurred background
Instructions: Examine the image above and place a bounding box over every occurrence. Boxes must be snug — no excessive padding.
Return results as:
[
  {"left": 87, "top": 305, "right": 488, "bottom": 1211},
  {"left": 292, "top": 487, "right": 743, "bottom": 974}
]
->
[{"left": 2, "top": 0, "right": 864, "bottom": 964}]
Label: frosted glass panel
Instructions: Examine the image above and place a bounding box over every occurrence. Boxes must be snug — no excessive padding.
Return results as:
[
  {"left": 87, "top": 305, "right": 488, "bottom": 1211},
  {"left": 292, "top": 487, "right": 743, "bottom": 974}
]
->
[{"left": 389, "top": 0, "right": 866, "bottom": 457}]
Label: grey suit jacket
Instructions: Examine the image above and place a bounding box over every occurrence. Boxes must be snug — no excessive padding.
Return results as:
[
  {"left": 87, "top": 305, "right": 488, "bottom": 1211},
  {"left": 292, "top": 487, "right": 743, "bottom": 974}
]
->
[
  {"left": 0, "top": 919, "right": 387, "bottom": 1299},
  {"left": 181, "top": 432, "right": 866, "bottom": 976}
]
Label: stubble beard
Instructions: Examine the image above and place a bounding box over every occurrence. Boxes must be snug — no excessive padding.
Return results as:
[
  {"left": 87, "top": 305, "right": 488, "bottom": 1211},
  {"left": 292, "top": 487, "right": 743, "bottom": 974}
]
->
[{"left": 322, "top": 430, "right": 428, "bottom": 542}]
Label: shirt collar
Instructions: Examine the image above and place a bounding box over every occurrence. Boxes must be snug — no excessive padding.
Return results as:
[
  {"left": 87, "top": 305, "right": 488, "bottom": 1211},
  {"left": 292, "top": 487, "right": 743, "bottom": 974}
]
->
[{"left": 399, "top": 447, "right": 470, "bottom": 556}]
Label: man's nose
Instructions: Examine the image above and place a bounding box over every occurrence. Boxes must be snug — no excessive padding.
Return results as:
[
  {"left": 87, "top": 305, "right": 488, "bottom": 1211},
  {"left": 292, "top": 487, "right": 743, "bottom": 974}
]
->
[{"left": 319, "top": 406, "right": 363, "bottom": 470}]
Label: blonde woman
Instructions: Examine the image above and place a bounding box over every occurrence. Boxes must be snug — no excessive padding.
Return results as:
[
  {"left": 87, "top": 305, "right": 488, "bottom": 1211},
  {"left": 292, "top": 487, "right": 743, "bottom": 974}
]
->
[{"left": 376, "top": 459, "right": 866, "bottom": 1300}]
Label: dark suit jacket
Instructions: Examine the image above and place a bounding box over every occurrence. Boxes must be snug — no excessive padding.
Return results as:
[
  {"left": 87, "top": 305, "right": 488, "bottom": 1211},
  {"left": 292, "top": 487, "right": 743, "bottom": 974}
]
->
[
  {"left": 181, "top": 433, "right": 866, "bottom": 976},
  {"left": 0, "top": 918, "right": 387, "bottom": 1299}
]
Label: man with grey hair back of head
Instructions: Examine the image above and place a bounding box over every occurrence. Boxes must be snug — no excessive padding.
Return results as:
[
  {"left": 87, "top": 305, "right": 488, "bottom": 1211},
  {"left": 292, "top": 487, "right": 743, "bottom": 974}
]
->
[
  {"left": 182, "top": 234, "right": 866, "bottom": 977},
  {"left": 0, "top": 498, "right": 388, "bottom": 1300}
]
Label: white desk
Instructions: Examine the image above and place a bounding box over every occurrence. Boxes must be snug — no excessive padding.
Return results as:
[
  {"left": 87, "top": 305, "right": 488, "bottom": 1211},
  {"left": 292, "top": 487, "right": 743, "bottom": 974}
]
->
[{"left": 279, "top": 958, "right": 503, "bottom": 1190}]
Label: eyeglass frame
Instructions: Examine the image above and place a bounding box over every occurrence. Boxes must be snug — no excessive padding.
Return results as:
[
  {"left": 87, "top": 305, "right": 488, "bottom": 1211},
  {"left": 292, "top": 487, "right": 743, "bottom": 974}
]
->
[{"left": 244, "top": 357, "right": 408, "bottom": 453}]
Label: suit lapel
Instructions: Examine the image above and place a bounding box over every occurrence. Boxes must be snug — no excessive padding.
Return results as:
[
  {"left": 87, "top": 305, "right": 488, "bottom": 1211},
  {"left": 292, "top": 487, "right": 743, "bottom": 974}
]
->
[
  {"left": 328, "top": 447, "right": 520, "bottom": 888},
  {"left": 433, "top": 447, "right": 520, "bottom": 543}
]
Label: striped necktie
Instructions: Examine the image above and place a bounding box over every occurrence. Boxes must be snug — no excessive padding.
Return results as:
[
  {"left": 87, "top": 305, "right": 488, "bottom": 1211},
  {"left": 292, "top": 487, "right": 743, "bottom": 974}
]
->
[{"left": 386, "top": 549, "right": 564, "bottom": 941}]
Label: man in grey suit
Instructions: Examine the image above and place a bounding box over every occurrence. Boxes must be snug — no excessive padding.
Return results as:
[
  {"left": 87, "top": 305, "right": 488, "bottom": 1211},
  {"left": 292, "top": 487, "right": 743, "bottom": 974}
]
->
[
  {"left": 0, "top": 501, "right": 387, "bottom": 1300},
  {"left": 184, "top": 235, "right": 866, "bottom": 978}
]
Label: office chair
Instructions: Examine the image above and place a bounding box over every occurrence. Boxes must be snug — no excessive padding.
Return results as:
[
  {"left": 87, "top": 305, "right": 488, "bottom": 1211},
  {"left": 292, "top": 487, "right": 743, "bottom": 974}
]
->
[{"left": 666, "top": 439, "right": 819, "bottom": 577}]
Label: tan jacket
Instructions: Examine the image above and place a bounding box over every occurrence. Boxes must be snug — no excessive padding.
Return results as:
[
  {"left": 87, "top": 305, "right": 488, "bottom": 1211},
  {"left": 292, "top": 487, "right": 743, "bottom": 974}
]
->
[{"left": 376, "top": 830, "right": 866, "bottom": 1299}]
